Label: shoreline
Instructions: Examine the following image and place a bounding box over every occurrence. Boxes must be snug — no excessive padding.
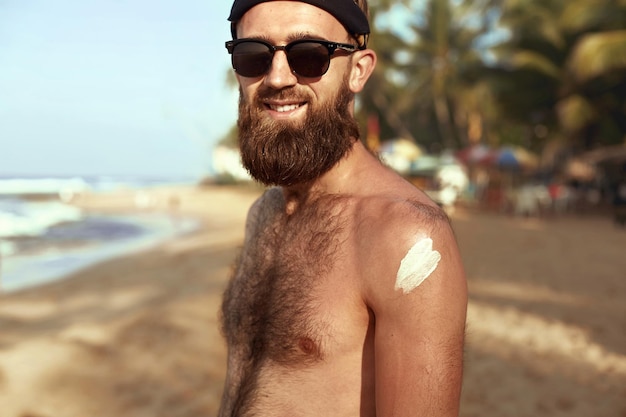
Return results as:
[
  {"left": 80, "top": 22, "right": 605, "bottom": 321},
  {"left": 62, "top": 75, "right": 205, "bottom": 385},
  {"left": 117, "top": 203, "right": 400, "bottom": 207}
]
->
[
  {"left": 0, "top": 183, "right": 262, "bottom": 295},
  {"left": 0, "top": 212, "right": 200, "bottom": 293},
  {"left": 0, "top": 183, "right": 263, "bottom": 296}
]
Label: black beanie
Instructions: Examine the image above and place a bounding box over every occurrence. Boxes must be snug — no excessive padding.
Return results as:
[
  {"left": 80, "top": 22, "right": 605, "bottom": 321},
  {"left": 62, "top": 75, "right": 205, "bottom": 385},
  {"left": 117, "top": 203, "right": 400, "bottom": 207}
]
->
[{"left": 228, "top": 0, "right": 370, "bottom": 48}]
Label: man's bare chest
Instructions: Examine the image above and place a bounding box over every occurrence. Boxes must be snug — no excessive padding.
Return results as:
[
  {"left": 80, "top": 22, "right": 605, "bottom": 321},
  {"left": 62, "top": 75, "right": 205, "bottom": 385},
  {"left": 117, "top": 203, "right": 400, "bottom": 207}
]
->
[{"left": 220, "top": 195, "right": 350, "bottom": 365}]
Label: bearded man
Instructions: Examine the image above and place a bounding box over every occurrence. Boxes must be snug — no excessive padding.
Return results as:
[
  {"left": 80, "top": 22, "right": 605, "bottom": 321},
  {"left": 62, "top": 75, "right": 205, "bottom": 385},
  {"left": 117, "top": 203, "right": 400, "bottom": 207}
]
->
[{"left": 219, "top": 1, "right": 468, "bottom": 416}]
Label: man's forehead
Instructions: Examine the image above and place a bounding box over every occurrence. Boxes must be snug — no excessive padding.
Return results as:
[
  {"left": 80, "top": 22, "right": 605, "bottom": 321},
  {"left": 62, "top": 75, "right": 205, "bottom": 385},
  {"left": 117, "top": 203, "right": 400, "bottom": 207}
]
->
[{"left": 238, "top": 3, "right": 345, "bottom": 40}]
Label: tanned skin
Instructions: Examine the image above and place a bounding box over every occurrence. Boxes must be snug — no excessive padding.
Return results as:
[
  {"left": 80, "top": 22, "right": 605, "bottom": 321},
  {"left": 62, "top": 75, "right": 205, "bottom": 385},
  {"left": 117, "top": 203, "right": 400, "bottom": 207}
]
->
[{"left": 219, "top": 2, "right": 468, "bottom": 416}]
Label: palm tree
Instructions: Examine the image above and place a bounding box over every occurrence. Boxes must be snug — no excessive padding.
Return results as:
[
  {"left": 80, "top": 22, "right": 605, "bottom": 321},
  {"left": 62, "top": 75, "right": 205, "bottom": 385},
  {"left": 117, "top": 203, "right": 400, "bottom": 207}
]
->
[
  {"left": 487, "top": 0, "right": 626, "bottom": 151},
  {"left": 361, "top": 0, "right": 500, "bottom": 152},
  {"left": 561, "top": 28, "right": 626, "bottom": 148}
]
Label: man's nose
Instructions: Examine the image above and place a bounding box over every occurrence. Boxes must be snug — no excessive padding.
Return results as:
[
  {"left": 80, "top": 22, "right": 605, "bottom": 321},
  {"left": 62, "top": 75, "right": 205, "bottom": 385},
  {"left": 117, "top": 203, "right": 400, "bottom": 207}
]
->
[{"left": 263, "top": 50, "right": 298, "bottom": 89}]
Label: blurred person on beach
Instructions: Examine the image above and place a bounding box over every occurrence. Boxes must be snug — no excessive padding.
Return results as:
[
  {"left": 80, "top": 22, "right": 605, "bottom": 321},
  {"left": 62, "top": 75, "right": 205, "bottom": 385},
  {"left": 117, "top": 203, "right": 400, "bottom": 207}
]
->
[
  {"left": 613, "top": 176, "right": 626, "bottom": 227},
  {"left": 219, "top": 1, "right": 468, "bottom": 416}
]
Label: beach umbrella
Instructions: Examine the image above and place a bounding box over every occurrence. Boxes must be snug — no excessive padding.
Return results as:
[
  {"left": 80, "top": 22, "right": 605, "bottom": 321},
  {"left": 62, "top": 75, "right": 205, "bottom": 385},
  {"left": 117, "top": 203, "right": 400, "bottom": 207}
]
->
[
  {"left": 579, "top": 145, "right": 626, "bottom": 183},
  {"left": 497, "top": 148, "right": 520, "bottom": 169},
  {"left": 583, "top": 145, "right": 626, "bottom": 166},
  {"left": 410, "top": 155, "right": 441, "bottom": 174},
  {"left": 379, "top": 138, "right": 425, "bottom": 174},
  {"left": 379, "top": 138, "right": 424, "bottom": 160},
  {"left": 564, "top": 158, "right": 597, "bottom": 181},
  {"left": 496, "top": 146, "right": 539, "bottom": 170},
  {"left": 455, "top": 144, "right": 494, "bottom": 165}
]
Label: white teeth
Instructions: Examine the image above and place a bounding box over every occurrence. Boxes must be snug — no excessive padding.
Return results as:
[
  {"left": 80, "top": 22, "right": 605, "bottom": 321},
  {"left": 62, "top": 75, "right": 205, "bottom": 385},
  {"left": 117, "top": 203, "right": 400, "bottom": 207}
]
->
[{"left": 271, "top": 104, "right": 301, "bottom": 112}]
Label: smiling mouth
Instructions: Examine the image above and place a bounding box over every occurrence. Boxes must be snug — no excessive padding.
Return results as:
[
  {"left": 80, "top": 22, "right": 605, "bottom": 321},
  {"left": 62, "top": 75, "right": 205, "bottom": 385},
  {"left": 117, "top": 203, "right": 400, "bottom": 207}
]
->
[{"left": 266, "top": 102, "right": 306, "bottom": 113}]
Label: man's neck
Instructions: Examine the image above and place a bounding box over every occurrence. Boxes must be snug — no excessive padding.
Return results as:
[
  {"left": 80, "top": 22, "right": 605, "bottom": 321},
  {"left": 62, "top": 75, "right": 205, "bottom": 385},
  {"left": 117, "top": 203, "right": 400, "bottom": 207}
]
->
[{"left": 280, "top": 140, "right": 376, "bottom": 213}]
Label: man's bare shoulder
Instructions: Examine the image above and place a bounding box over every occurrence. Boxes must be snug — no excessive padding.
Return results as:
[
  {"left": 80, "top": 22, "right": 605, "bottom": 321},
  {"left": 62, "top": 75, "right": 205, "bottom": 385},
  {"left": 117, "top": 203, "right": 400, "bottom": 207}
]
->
[
  {"left": 354, "top": 188, "right": 467, "bottom": 417},
  {"left": 347, "top": 153, "right": 450, "bottom": 235},
  {"left": 354, "top": 184, "right": 450, "bottom": 241},
  {"left": 351, "top": 183, "right": 461, "bottom": 298}
]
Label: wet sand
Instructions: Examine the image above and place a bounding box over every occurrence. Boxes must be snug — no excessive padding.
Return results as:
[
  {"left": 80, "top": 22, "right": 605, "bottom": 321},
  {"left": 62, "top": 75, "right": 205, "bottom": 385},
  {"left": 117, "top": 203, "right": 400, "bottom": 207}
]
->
[{"left": 0, "top": 184, "right": 624, "bottom": 417}]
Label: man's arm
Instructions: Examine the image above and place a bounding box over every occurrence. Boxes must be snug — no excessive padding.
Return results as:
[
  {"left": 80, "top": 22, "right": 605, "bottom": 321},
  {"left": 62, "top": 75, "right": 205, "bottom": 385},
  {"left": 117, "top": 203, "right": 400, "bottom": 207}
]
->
[{"left": 364, "top": 206, "right": 467, "bottom": 416}]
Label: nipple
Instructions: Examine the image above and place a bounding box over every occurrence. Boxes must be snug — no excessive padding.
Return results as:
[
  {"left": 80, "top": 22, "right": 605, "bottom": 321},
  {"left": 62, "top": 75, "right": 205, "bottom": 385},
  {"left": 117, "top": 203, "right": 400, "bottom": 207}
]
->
[{"left": 297, "top": 337, "right": 319, "bottom": 356}]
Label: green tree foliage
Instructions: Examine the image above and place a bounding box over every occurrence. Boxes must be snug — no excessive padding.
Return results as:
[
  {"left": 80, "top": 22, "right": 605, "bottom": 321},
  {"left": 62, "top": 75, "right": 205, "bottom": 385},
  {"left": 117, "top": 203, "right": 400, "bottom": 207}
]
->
[
  {"left": 486, "top": 0, "right": 626, "bottom": 151},
  {"left": 361, "top": 0, "right": 502, "bottom": 151}
]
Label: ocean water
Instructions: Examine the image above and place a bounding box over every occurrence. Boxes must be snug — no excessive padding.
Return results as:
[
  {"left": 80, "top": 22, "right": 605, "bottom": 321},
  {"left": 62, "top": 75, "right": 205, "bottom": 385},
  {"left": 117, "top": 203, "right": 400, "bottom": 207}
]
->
[{"left": 0, "top": 175, "right": 198, "bottom": 292}]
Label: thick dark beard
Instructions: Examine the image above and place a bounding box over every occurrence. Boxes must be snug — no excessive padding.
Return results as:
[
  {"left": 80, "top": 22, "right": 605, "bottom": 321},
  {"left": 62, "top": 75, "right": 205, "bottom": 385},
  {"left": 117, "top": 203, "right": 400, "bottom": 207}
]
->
[{"left": 238, "top": 79, "right": 360, "bottom": 187}]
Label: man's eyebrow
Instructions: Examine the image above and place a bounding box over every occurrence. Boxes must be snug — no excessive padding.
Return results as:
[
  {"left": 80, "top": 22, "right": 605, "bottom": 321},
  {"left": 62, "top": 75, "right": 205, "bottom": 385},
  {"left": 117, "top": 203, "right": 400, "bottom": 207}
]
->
[
  {"left": 286, "top": 32, "right": 329, "bottom": 43},
  {"left": 242, "top": 34, "right": 273, "bottom": 43},
  {"left": 240, "top": 32, "right": 331, "bottom": 45}
]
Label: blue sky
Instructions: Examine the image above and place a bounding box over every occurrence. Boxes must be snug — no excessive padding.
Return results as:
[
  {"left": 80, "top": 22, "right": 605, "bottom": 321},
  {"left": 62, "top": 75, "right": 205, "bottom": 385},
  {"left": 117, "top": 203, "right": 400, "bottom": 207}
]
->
[{"left": 0, "top": 1, "right": 238, "bottom": 179}]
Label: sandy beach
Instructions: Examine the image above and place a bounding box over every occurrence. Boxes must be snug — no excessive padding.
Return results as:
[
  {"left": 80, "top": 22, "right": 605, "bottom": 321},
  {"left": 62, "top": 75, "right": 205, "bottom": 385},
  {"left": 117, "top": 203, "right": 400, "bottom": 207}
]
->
[{"left": 0, "top": 184, "right": 624, "bottom": 417}]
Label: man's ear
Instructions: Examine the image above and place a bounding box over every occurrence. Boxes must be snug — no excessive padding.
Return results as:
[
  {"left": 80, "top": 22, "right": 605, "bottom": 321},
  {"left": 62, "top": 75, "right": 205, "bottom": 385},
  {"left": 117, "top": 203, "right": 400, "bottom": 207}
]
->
[{"left": 349, "top": 49, "right": 377, "bottom": 93}]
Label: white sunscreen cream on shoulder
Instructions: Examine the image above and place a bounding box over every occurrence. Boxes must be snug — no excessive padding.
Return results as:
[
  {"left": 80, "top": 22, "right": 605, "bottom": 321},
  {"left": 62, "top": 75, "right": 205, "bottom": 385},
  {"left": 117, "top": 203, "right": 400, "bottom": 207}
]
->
[{"left": 395, "top": 238, "right": 441, "bottom": 294}]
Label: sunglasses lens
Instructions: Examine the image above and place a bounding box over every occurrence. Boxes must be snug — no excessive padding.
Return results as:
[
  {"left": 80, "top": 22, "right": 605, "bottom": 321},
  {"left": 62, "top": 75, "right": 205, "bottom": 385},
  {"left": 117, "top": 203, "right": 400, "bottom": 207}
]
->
[
  {"left": 287, "top": 42, "right": 330, "bottom": 77},
  {"left": 231, "top": 41, "right": 273, "bottom": 77}
]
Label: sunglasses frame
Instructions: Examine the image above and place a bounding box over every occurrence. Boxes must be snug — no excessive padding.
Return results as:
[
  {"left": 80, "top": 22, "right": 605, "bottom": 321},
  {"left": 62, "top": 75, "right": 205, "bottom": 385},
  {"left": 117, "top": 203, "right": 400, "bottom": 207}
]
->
[{"left": 225, "top": 38, "right": 358, "bottom": 78}]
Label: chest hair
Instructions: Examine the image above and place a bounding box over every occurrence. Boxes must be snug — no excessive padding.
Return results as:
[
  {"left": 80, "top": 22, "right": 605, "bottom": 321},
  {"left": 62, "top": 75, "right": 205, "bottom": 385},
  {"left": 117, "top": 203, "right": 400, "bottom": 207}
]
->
[{"left": 221, "top": 192, "right": 348, "bottom": 368}]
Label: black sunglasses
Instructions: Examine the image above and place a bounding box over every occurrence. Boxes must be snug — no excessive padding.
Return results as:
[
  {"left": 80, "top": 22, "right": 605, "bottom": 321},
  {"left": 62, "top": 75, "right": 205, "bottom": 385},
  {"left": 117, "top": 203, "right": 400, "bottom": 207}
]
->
[{"left": 225, "top": 38, "right": 358, "bottom": 78}]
